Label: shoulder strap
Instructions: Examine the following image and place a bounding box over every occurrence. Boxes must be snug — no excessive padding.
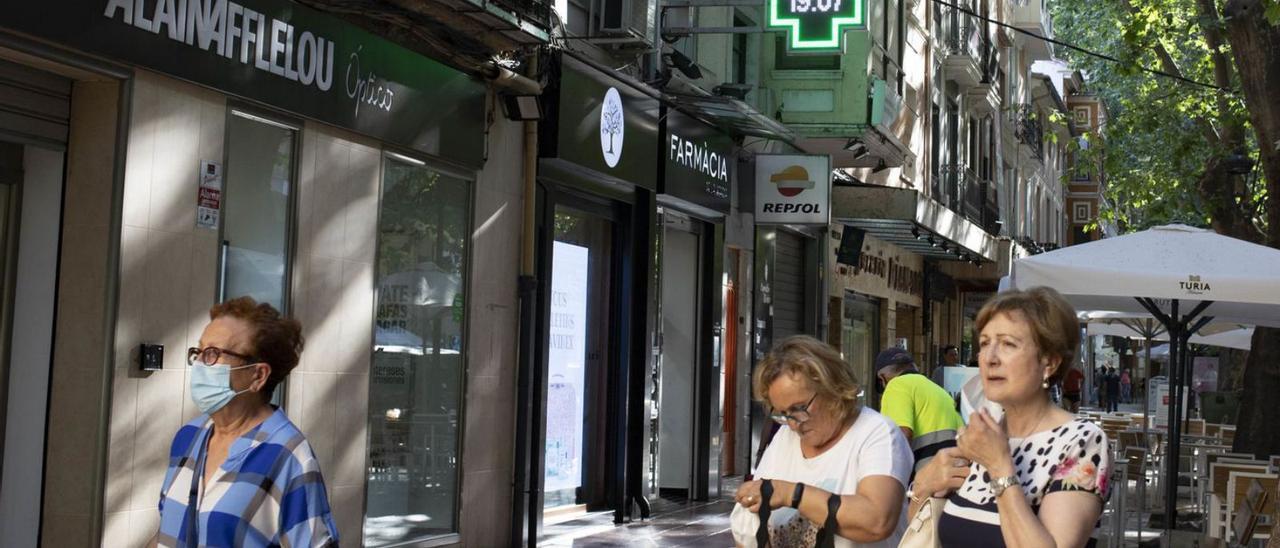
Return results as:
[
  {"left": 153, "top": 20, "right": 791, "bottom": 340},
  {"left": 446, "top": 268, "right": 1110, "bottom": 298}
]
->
[
  {"left": 814, "top": 493, "right": 842, "bottom": 548},
  {"left": 755, "top": 479, "right": 773, "bottom": 548}
]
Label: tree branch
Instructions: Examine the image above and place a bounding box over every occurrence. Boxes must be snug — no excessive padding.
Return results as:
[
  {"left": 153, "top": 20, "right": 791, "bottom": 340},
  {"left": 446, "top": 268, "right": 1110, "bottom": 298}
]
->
[
  {"left": 1121, "top": 0, "right": 1223, "bottom": 146},
  {"left": 1195, "top": 0, "right": 1247, "bottom": 147}
]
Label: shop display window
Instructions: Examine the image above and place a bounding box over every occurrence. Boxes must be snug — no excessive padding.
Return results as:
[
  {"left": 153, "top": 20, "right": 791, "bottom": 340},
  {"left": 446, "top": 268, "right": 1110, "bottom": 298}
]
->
[{"left": 363, "top": 156, "right": 471, "bottom": 545}]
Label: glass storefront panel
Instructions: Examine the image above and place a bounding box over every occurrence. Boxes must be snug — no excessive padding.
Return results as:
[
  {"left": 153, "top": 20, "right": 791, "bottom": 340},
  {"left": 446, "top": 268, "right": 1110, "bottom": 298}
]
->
[
  {"left": 543, "top": 206, "right": 613, "bottom": 511},
  {"left": 221, "top": 112, "right": 295, "bottom": 309},
  {"left": 842, "top": 292, "right": 881, "bottom": 407},
  {"left": 364, "top": 157, "right": 470, "bottom": 545}
]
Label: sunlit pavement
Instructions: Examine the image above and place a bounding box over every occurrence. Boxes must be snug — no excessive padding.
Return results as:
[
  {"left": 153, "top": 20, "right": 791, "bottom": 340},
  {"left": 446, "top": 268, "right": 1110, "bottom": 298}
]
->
[{"left": 539, "top": 479, "right": 740, "bottom": 547}]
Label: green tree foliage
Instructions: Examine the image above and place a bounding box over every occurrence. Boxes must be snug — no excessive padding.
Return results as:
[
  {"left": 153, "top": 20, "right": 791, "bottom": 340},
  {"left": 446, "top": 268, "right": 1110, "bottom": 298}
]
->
[{"left": 1052, "top": 0, "right": 1267, "bottom": 234}]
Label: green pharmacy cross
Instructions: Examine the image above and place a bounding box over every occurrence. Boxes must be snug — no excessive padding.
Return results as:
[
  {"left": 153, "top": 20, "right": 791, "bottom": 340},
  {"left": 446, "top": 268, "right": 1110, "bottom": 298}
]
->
[{"left": 768, "top": 0, "right": 866, "bottom": 51}]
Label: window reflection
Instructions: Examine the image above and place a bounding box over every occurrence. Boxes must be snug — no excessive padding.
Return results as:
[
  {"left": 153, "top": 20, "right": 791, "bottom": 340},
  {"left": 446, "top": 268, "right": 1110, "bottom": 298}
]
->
[
  {"left": 222, "top": 113, "right": 294, "bottom": 310},
  {"left": 364, "top": 158, "right": 470, "bottom": 545}
]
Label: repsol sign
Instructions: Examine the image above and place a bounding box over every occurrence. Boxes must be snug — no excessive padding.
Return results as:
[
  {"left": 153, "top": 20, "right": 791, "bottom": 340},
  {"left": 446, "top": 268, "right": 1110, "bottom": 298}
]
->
[
  {"left": 755, "top": 154, "right": 831, "bottom": 225},
  {"left": 760, "top": 202, "right": 822, "bottom": 214}
]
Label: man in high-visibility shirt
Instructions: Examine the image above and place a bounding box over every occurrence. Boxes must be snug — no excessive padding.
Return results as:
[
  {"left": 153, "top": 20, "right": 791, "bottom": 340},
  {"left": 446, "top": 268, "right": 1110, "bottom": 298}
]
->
[{"left": 875, "top": 347, "right": 965, "bottom": 476}]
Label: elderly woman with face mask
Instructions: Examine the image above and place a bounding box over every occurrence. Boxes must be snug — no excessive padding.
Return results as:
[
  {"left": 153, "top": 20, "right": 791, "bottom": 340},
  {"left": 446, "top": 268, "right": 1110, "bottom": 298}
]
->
[
  {"left": 733, "top": 336, "right": 913, "bottom": 548},
  {"left": 909, "top": 287, "right": 1111, "bottom": 548},
  {"left": 153, "top": 297, "right": 338, "bottom": 547}
]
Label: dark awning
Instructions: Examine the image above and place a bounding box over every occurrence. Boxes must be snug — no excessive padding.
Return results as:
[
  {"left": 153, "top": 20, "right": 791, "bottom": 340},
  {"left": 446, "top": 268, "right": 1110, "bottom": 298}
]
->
[
  {"left": 832, "top": 185, "right": 1000, "bottom": 262},
  {"left": 663, "top": 92, "right": 797, "bottom": 143}
]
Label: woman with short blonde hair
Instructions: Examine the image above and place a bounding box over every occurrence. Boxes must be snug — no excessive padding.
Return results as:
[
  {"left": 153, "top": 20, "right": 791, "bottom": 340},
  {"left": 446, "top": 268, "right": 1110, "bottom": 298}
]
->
[{"left": 735, "top": 335, "right": 912, "bottom": 547}]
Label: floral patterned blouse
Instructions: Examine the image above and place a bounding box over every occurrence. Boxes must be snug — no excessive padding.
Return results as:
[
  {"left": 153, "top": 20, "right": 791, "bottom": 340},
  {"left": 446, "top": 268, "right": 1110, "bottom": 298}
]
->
[{"left": 937, "top": 418, "right": 1111, "bottom": 547}]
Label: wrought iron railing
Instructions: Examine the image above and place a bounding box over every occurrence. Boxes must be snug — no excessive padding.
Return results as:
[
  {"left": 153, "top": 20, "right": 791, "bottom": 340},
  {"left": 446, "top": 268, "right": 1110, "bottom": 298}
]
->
[
  {"left": 940, "top": 164, "right": 975, "bottom": 215},
  {"left": 944, "top": 18, "right": 983, "bottom": 59},
  {"left": 940, "top": 165, "right": 1003, "bottom": 236},
  {"left": 1011, "top": 104, "right": 1044, "bottom": 161},
  {"left": 980, "top": 181, "right": 1002, "bottom": 235}
]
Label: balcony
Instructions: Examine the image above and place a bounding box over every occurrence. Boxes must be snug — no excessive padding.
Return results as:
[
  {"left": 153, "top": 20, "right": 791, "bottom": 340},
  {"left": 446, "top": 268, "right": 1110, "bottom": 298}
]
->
[
  {"left": 938, "top": 165, "right": 1002, "bottom": 236},
  {"left": 1011, "top": 104, "right": 1044, "bottom": 163},
  {"left": 1011, "top": 0, "right": 1054, "bottom": 60},
  {"left": 964, "top": 44, "right": 1001, "bottom": 114},
  {"left": 942, "top": 17, "right": 984, "bottom": 88},
  {"left": 980, "top": 181, "right": 1002, "bottom": 236},
  {"left": 762, "top": 34, "right": 911, "bottom": 169}
]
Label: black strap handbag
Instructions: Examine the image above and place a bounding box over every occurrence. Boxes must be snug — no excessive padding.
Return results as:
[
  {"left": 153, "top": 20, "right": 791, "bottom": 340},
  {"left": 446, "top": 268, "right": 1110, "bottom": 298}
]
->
[{"left": 754, "top": 479, "right": 843, "bottom": 548}]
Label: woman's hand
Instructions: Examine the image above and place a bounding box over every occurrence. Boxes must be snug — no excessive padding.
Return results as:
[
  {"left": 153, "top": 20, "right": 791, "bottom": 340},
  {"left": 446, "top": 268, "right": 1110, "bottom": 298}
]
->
[
  {"left": 734, "top": 479, "right": 795, "bottom": 512},
  {"left": 915, "top": 447, "right": 970, "bottom": 497},
  {"left": 957, "top": 408, "right": 1014, "bottom": 476}
]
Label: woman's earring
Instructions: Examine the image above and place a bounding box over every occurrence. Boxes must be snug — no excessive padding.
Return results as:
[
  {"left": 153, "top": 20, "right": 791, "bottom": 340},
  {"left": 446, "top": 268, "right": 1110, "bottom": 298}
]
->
[{"left": 1042, "top": 378, "right": 1050, "bottom": 390}]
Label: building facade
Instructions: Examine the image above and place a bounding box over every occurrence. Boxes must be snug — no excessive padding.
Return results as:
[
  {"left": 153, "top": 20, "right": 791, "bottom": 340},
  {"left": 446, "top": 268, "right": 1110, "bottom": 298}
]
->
[
  {"left": 0, "top": 0, "right": 1099, "bottom": 546},
  {"left": 0, "top": 0, "right": 547, "bottom": 546}
]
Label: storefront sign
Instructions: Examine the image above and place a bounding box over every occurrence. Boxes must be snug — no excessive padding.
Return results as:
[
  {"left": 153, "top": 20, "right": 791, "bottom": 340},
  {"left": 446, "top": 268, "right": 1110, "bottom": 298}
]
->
[
  {"left": 1148, "top": 377, "right": 1188, "bottom": 430},
  {"left": 550, "top": 56, "right": 659, "bottom": 191},
  {"left": 196, "top": 159, "right": 222, "bottom": 229},
  {"left": 832, "top": 232, "right": 923, "bottom": 304},
  {"left": 755, "top": 154, "right": 831, "bottom": 225},
  {"left": 0, "top": 0, "right": 486, "bottom": 166},
  {"left": 659, "top": 108, "right": 734, "bottom": 215},
  {"left": 768, "top": 0, "right": 867, "bottom": 51}
]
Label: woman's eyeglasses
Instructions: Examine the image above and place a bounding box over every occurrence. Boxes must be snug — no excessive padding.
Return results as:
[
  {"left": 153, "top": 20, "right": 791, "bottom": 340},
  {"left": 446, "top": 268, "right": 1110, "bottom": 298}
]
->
[
  {"left": 187, "top": 346, "right": 259, "bottom": 366},
  {"left": 769, "top": 393, "right": 818, "bottom": 425}
]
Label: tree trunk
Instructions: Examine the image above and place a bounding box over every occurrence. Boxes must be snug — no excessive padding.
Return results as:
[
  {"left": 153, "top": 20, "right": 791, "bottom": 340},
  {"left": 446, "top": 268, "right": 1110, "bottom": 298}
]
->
[
  {"left": 1233, "top": 327, "right": 1280, "bottom": 458},
  {"left": 1223, "top": 0, "right": 1280, "bottom": 245},
  {"left": 1222, "top": 0, "right": 1280, "bottom": 458}
]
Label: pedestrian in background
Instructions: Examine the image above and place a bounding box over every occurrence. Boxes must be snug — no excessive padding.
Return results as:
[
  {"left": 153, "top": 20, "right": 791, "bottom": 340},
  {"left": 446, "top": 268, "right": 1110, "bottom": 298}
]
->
[
  {"left": 908, "top": 287, "right": 1111, "bottom": 548},
  {"left": 733, "top": 336, "right": 911, "bottom": 547},
  {"left": 931, "top": 344, "right": 959, "bottom": 387},
  {"left": 1062, "top": 365, "right": 1084, "bottom": 413},
  {"left": 874, "top": 347, "right": 964, "bottom": 477},
  {"left": 1104, "top": 367, "right": 1121, "bottom": 412},
  {"left": 1120, "top": 368, "right": 1132, "bottom": 404},
  {"left": 1094, "top": 366, "right": 1106, "bottom": 408},
  {"left": 154, "top": 297, "right": 338, "bottom": 547}
]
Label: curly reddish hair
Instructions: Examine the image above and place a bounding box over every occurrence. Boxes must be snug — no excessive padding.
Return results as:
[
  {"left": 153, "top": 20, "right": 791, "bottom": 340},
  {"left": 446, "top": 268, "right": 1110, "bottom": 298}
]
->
[{"left": 209, "top": 296, "right": 304, "bottom": 399}]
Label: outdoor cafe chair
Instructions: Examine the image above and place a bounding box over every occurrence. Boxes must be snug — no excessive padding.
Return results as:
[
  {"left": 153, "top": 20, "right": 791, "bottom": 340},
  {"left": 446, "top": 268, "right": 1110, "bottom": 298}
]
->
[
  {"left": 1202, "top": 454, "right": 1265, "bottom": 513},
  {"left": 1224, "top": 471, "right": 1276, "bottom": 544},
  {"left": 1208, "top": 462, "right": 1271, "bottom": 539},
  {"left": 1186, "top": 418, "right": 1207, "bottom": 437}
]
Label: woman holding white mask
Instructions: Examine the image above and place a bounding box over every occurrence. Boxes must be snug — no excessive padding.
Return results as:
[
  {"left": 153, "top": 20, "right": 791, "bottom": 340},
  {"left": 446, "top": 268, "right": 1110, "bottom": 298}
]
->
[{"left": 908, "top": 287, "right": 1111, "bottom": 548}]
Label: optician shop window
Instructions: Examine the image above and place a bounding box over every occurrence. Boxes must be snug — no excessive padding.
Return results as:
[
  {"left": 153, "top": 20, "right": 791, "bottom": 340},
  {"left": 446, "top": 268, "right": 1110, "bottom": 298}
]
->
[
  {"left": 220, "top": 110, "right": 297, "bottom": 310},
  {"left": 364, "top": 153, "right": 471, "bottom": 546}
]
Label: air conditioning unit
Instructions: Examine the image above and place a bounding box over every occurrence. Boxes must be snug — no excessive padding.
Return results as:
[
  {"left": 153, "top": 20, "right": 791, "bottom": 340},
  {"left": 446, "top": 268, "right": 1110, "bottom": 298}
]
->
[{"left": 598, "top": 0, "right": 657, "bottom": 49}]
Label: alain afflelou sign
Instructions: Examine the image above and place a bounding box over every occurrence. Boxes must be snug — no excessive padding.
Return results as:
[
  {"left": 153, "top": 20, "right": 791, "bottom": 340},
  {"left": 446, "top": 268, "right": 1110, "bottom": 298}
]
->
[{"left": 0, "top": 0, "right": 486, "bottom": 166}]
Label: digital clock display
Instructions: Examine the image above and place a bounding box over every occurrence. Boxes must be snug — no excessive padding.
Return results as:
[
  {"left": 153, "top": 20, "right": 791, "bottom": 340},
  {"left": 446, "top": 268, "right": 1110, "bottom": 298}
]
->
[
  {"left": 768, "top": 0, "right": 865, "bottom": 51},
  {"left": 788, "top": 0, "right": 843, "bottom": 13}
]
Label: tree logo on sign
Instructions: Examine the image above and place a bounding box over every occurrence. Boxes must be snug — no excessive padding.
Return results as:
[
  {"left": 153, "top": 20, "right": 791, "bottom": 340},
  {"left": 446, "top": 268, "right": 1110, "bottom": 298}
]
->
[{"left": 600, "top": 87, "right": 625, "bottom": 168}]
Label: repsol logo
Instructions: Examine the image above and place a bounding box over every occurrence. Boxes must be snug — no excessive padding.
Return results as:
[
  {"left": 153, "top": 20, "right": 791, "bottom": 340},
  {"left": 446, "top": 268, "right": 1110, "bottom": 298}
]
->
[{"left": 761, "top": 203, "right": 822, "bottom": 213}]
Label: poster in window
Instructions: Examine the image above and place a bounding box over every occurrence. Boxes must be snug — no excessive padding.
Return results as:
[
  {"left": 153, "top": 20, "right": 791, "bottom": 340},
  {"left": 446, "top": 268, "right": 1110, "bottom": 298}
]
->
[{"left": 545, "top": 241, "right": 589, "bottom": 493}]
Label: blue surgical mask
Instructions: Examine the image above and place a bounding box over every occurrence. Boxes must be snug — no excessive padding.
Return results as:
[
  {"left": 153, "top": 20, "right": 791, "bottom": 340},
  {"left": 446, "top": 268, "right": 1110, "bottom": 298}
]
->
[{"left": 189, "top": 360, "right": 257, "bottom": 415}]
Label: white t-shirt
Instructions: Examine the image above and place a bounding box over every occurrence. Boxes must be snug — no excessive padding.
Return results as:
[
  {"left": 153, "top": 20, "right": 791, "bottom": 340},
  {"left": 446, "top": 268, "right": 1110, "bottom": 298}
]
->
[{"left": 742, "top": 406, "right": 913, "bottom": 548}]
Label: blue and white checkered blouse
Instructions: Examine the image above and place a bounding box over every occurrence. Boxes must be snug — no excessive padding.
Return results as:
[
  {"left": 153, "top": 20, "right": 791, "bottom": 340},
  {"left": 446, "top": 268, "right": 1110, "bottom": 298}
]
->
[{"left": 157, "top": 407, "right": 339, "bottom": 547}]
